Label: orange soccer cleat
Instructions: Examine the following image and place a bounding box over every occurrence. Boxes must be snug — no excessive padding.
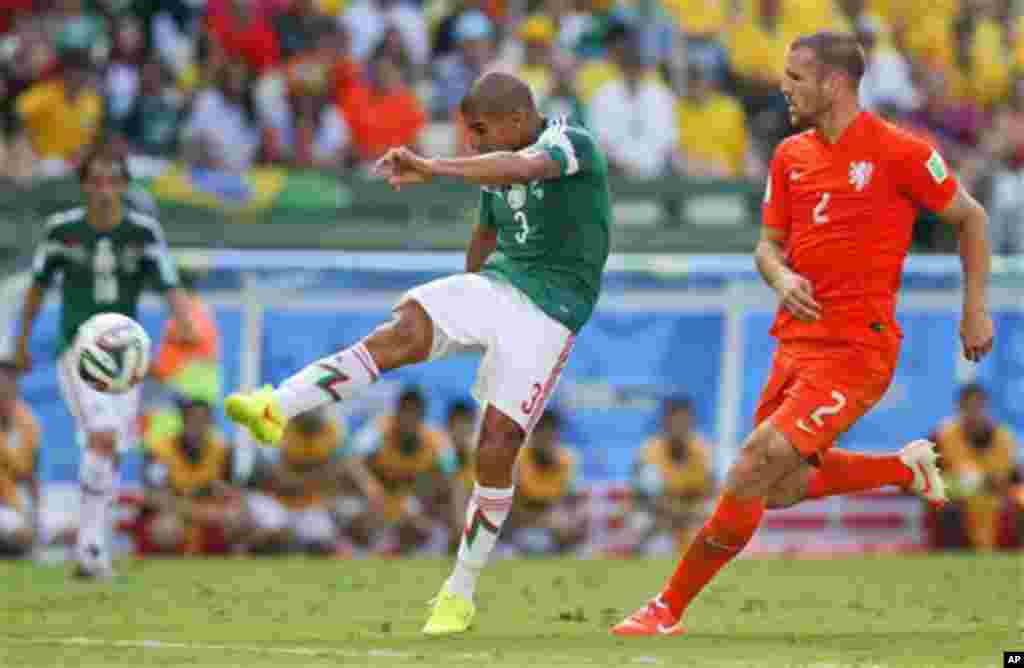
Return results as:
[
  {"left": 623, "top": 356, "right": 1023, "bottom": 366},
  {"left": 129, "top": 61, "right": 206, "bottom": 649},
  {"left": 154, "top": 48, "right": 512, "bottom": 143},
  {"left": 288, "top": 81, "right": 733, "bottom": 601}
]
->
[{"left": 610, "top": 597, "right": 685, "bottom": 637}]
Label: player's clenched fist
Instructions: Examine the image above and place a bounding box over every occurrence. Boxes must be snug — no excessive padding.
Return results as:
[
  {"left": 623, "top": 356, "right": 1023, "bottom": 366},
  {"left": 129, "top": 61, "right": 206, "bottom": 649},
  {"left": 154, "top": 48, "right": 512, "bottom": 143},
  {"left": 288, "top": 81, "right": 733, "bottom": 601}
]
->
[
  {"left": 374, "top": 147, "right": 434, "bottom": 190},
  {"left": 774, "top": 271, "right": 821, "bottom": 322},
  {"left": 960, "top": 307, "right": 994, "bottom": 363}
]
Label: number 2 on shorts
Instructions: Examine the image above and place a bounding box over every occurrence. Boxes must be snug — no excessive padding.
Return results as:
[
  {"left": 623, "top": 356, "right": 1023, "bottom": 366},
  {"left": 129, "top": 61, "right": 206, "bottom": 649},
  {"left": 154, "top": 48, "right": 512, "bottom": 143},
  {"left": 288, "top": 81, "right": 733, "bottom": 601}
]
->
[{"left": 796, "top": 390, "right": 847, "bottom": 434}]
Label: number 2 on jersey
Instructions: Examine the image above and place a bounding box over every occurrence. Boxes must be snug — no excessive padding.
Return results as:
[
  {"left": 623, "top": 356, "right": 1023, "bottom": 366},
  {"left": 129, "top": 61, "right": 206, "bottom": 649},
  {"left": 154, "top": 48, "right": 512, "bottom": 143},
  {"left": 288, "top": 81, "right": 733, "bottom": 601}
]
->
[
  {"left": 514, "top": 211, "right": 531, "bottom": 244},
  {"left": 813, "top": 192, "right": 830, "bottom": 224}
]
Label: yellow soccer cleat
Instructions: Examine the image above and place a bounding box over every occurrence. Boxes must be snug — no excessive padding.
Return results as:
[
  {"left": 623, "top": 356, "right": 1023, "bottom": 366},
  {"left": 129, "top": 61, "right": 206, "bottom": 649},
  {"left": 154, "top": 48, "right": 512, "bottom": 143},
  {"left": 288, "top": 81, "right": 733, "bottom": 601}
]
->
[
  {"left": 422, "top": 585, "right": 476, "bottom": 636},
  {"left": 224, "top": 385, "right": 286, "bottom": 445}
]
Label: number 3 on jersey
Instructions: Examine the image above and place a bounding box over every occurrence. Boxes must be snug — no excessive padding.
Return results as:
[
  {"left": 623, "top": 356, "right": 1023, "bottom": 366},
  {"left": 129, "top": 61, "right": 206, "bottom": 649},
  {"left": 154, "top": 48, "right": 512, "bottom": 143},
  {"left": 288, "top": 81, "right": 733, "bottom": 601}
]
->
[
  {"left": 514, "top": 211, "right": 531, "bottom": 244},
  {"left": 813, "top": 192, "right": 830, "bottom": 224}
]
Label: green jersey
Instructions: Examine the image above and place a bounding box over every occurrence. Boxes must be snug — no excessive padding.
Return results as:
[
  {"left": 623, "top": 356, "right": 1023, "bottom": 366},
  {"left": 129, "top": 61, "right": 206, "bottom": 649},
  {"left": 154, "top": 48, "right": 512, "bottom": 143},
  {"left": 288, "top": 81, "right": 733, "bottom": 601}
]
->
[
  {"left": 31, "top": 207, "right": 179, "bottom": 355},
  {"left": 480, "top": 117, "right": 611, "bottom": 333}
]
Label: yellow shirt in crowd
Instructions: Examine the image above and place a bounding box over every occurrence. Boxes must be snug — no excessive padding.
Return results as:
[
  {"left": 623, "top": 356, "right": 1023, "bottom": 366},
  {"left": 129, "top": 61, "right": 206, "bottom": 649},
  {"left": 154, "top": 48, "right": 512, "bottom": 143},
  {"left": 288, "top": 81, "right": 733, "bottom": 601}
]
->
[
  {"left": 0, "top": 402, "right": 40, "bottom": 511},
  {"left": 677, "top": 92, "right": 749, "bottom": 177},
  {"left": 15, "top": 79, "right": 102, "bottom": 160}
]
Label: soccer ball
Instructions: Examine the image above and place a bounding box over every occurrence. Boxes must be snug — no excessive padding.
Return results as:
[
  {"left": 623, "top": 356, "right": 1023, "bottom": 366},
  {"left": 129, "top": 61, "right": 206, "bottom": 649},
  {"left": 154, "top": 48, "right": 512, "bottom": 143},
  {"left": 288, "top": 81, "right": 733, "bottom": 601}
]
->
[{"left": 76, "top": 313, "right": 151, "bottom": 394}]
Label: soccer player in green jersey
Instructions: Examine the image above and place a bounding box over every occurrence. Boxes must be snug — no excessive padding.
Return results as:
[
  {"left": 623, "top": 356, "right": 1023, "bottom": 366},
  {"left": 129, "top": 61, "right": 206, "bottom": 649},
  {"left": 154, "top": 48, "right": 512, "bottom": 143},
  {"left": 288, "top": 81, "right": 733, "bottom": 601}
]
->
[
  {"left": 226, "top": 72, "right": 611, "bottom": 634},
  {"left": 14, "top": 145, "right": 196, "bottom": 578}
]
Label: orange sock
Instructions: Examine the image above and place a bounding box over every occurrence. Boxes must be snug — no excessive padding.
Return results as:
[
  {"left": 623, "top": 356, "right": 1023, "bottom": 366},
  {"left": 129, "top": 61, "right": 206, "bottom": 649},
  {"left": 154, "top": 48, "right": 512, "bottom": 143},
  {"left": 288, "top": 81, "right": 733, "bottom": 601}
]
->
[
  {"left": 660, "top": 493, "right": 765, "bottom": 618},
  {"left": 805, "top": 448, "right": 913, "bottom": 499}
]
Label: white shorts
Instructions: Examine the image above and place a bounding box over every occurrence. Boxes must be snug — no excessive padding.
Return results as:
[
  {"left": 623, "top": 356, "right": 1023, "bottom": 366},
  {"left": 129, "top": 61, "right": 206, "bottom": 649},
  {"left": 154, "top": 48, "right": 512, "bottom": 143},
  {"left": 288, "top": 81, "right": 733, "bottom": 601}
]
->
[
  {"left": 0, "top": 505, "right": 27, "bottom": 537},
  {"left": 402, "top": 274, "right": 575, "bottom": 433},
  {"left": 247, "top": 492, "right": 336, "bottom": 546},
  {"left": 57, "top": 346, "right": 141, "bottom": 450}
]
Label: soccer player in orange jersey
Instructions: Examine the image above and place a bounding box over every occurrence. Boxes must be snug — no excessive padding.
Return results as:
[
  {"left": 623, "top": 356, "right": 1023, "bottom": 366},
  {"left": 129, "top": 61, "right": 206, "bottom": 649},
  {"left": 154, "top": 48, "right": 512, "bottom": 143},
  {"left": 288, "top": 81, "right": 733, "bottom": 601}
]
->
[{"left": 613, "top": 31, "right": 995, "bottom": 637}]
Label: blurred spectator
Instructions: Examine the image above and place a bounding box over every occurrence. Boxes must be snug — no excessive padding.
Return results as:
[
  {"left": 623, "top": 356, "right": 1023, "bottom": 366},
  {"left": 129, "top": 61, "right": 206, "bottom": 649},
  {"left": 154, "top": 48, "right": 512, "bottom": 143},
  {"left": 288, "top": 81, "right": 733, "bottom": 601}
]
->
[
  {"left": 446, "top": 399, "right": 476, "bottom": 494},
  {"left": 0, "top": 360, "right": 40, "bottom": 557},
  {"left": 856, "top": 14, "right": 920, "bottom": 114},
  {"left": 0, "top": 67, "right": 34, "bottom": 181},
  {"left": 145, "top": 264, "right": 223, "bottom": 449},
  {"left": 504, "top": 410, "right": 585, "bottom": 555},
  {"left": 432, "top": 0, "right": 500, "bottom": 59},
  {"left": 104, "top": 15, "right": 146, "bottom": 127},
  {"left": 432, "top": 9, "right": 496, "bottom": 119},
  {"left": 675, "top": 62, "right": 758, "bottom": 180},
  {"left": 514, "top": 14, "right": 558, "bottom": 108},
  {"left": 985, "top": 75, "right": 1024, "bottom": 254},
  {"left": 932, "top": 384, "right": 1020, "bottom": 551},
  {"left": 575, "top": 20, "right": 648, "bottom": 105},
  {"left": 150, "top": 0, "right": 205, "bottom": 90},
  {"left": 205, "top": 0, "right": 281, "bottom": 76},
  {"left": 345, "top": 47, "right": 426, "bottom": 163},
  {"left": 12, "top": 48, "right": 102, "bottom": 178},
  {"left": 52, "top": 0, "right": 108, "bottom": 62},
  {"left": 436, "top": 399, "right": 475, "bottom": 552},
  {"left": 140, "top": 398, "right": 245, "bottom": 555},
  {"left": 630, "top": 396, "right": 713, "bottom": 554},
  {"left": 182, "top": 59, "right": 261, "bottom": 172},
  {"left": 905, "top": 67, "right": 984, "bottom": 165},
  {"left": 274, "top": 0, "right": 326, "bottom": 61},
  {"left": 950, "top": 0, "right": 1012, "bottom": 108},
  {"left": 342, "top": 0, "right": 428, "bottom": 68},
  {"left": 726, "top": 0, "right": 789, "bottom": 147},
  {"left": 247, "top": 409, "right": 349, "bottom": 555},
  {"left": 119, "top": 59, "right": 185, "bottom": 159},
  {"left": 588, "top": 40, "right": 676, "bottom": 179},
  {"left": 662, "top": 0, "right": 731, "bottom": 86},
  {"left": 278, "top": 20, "right": 354, "bottom": 167},
  {"left": 345, "top": 387, "right": 460, "bottom": 555}
]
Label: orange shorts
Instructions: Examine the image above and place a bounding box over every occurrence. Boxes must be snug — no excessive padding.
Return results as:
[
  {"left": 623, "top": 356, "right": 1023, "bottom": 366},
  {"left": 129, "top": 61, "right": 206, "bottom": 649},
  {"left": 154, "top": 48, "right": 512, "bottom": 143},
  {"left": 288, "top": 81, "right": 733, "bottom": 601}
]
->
[{"left": 753, "top": 343, "right": 897, "bottom": 461}]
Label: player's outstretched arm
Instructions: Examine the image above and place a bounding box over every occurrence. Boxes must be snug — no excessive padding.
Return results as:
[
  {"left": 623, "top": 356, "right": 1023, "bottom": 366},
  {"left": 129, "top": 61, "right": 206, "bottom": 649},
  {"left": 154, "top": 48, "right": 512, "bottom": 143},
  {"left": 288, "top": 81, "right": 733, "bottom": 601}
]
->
[
  {"left": 937, "top": 186, "right": 994, "bottom": 362},
  {"left": 377, "top": 146, "right": 561, "bottom": 188},
  {"left": 14, "top": 283, "right": 45, "bottom": 373}
]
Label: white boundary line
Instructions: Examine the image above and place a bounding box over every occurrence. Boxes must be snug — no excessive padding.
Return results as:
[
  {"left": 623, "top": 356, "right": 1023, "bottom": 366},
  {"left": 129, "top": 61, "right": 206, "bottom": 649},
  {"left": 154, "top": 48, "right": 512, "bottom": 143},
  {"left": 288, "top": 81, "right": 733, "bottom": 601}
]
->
[{"left": 0, "top": 635, "right": 611, "bottom": 665}]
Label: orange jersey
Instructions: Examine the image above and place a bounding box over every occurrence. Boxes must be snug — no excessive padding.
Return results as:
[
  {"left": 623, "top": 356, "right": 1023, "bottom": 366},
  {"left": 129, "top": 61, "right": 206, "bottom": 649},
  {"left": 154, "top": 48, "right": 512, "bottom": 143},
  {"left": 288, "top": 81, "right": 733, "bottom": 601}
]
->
[{"left": 762, "top": 111, "right": 958, "bottom": 355}]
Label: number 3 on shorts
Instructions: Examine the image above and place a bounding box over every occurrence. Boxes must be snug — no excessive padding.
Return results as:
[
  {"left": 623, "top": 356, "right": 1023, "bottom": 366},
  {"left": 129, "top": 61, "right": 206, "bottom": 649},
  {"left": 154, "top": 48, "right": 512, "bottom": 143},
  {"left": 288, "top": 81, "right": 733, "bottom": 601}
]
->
[
  {"left": 796, "top": 390, "right": 847, "bottom": 434},
  {"left": 514, "top": 211, "right": 530, "bottom": 244}
]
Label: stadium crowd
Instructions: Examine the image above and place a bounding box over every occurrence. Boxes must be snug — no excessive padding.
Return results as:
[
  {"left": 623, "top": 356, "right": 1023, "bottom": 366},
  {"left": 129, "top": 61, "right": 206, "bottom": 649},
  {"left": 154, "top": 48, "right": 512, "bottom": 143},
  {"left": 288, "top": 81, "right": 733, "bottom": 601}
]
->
[{"left": 0, "top": 0, "right": 1022, "bottom": 250}]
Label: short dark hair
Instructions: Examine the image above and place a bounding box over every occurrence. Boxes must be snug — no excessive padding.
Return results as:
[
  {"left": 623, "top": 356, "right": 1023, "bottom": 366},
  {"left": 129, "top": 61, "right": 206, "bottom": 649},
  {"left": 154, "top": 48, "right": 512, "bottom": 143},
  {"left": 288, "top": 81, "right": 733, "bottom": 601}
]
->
[
  {"left": 398, "top": 386, "right": 426, "bottom": 411},
  {"left": 446, "top": 399, "right": 475, "bottom": 424},
  {"left": 958, "top": 383, "right": 989, "bottom": 403},
  {"left": 459, "top": 71, "right": 536, "bottom": 119},
  {"left": 0, "top": 359, "right": 18, "bottom": 375},
  {"left": 790, "top": 31, "right": 866, "bottom": 85},
  {"left": 535, "top": 409, "right": 562, "bottom": 431},
  {"left": 77, "top": 141, "right": 130, "bottom": 184},
  {"left": 662, "top": 395, "right": 692, "bottom": 416}
]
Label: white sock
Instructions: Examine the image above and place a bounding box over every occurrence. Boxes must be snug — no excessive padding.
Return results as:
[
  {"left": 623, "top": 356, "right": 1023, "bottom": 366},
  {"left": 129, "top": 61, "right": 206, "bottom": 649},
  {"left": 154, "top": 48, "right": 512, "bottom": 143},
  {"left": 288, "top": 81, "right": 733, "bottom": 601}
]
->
[
  {"left": 446, "top": 484, "right": 515, "bottom": 601},
  {"left": 273, "top": 342, "right": 380, "bottom": 419},
  {"left": 76, "top": 449, "right": 116, "bottom": 571}
]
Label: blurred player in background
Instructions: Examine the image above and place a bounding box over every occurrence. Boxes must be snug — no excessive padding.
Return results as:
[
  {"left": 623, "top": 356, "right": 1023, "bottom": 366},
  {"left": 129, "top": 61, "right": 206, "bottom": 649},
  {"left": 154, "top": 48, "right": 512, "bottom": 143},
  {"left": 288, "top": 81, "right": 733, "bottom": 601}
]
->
[
  {"left": 14, "top": 144, "right": 197, "bottom": 578},
  {"left": 225, "top": 70, "right": 610, "bottom": 634},
  {"left": 344, "top": 388, "right": 461, "bottom": 555},
  {"left": 246, "top": 408, "right": 348, "bottom": 555},
  {"left": 0, "top": 360, "right": 41, "bottom": 557},
  {"left": 503, "top": 409, "right": 586, "bottom": 556},
  {"left": 140, "top": 398, "right": 244, "bottom": 555},
  {"left": 630, "top": 396, "right": 714, "bottom": 555},
  {"left": 932, "top": 383, "right": 1019, "bottom": 551},
  {"left": 615, "top": 31, "right": 994, "bottom": 636}
]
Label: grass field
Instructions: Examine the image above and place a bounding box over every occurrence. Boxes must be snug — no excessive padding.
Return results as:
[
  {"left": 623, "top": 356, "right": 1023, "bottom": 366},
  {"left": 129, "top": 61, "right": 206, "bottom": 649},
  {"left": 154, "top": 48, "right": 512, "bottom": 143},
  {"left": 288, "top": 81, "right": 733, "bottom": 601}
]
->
[{"left": 0, "top": 553, "right": 1019, "bottom": 668}]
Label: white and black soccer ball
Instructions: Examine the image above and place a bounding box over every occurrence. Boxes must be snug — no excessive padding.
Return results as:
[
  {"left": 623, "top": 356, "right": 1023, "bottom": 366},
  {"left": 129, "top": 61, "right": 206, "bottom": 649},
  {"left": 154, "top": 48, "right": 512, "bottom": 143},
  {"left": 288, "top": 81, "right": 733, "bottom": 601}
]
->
[{"left": 76, "top": 313, "right": 151, "bottom": 394}]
